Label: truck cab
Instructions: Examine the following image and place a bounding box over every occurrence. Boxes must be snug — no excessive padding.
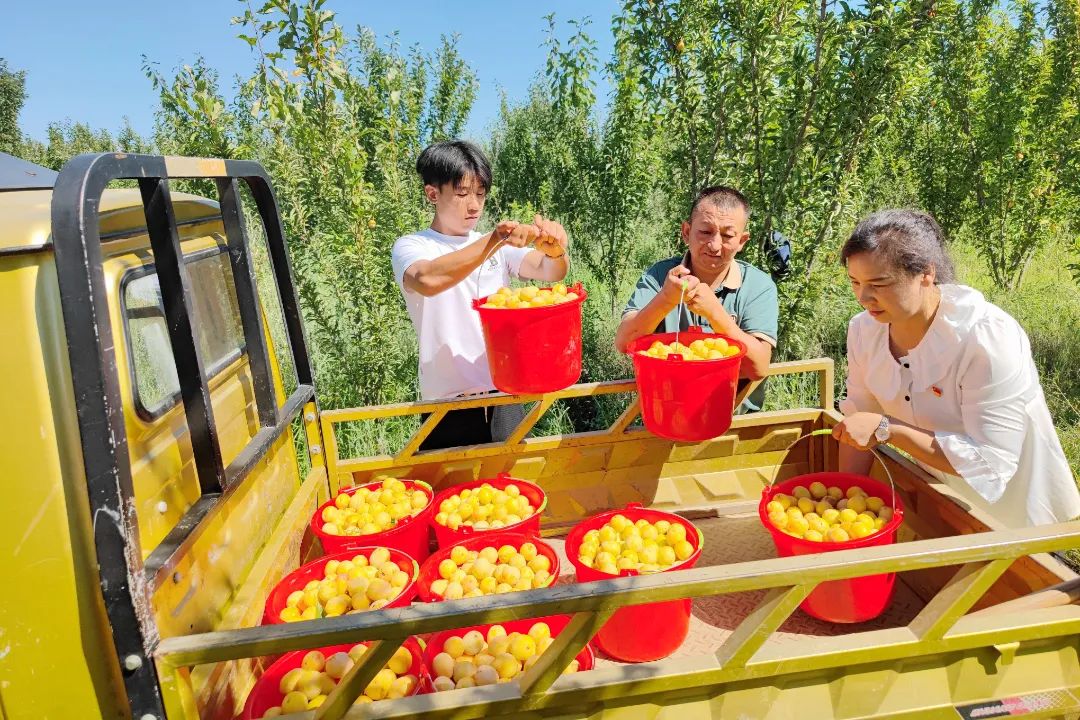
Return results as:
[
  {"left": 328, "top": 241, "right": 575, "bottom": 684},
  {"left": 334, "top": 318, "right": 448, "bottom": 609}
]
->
[{"left": 1, "top": 152, "right": 1078, "bottom": 720}]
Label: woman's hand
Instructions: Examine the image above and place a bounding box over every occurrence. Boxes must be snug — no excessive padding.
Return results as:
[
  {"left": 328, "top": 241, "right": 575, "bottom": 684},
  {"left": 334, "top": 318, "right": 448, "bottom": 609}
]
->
[{"left": 832, "top": 412, "right": 884, "bottom": 450}]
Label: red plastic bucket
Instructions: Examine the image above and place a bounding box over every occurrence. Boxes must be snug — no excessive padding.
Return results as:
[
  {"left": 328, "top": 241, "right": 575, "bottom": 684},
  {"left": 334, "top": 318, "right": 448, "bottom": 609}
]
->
[
  {"left": 759, "top": 471, "right": 905, "bottom": 623},
  {"left": 423, "top": 615, "right": 594, "bottom": 684},
  {"left": 430, "top": 474, "right": 548, "bottom": 548},
  {"left": 262, "top": 546, "right": 420, "bottom": 625},
  {"left": 565, "top": 504, "right": 703, "bottom": 662},
  {"left": 626, "top": 330, "right": 746, "bottom": 442},
  {"left": 472, "top": 282, "right": 586, "bottom": 394},
  {"left": 310, "top": 479, "right": 435, "bottom": 562},
  {"left": 240, "top": 637, "right": 427, "bottom": 719},
  {"left": 416, "top": 532, "right": 560, "bottom": 602}
]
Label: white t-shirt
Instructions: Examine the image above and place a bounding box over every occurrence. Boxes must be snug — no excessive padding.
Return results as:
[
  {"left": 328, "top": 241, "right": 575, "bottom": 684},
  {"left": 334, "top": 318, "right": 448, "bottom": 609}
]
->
[
  {"left": 840, "top": 284, "right": 1080, "bottom": 527},
  {"left": 392, "top": 228, "right": 532, "bottom": 400}
]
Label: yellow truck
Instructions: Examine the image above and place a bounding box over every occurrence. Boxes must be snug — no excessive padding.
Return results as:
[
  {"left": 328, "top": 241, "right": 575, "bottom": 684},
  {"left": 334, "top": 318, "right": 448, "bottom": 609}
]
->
[{"left": 2, "top": 151, "right": 1079, "bottom": 720}]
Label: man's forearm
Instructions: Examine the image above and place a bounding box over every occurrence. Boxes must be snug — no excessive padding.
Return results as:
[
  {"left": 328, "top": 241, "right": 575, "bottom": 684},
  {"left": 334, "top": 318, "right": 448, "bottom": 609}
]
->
[
  {"left": 615, "top": 297, "right": 674, "bottom": 352},
  {"left": 541, "top": 254, "right": 570, "bottom": 281},
  {"left": 520, "top": 251, "right": 570, "bottom": 282},
  {"left": 699, "top": 307, "right": 772, "bottom": 379},
  {"left": 404, "top": 231, "right": 502, "bottom": 296}
]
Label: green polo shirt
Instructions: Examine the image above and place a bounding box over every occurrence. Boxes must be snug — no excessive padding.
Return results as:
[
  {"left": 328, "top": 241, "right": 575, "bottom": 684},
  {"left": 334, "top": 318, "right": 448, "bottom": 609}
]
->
[{"left": 624, "top": 255, "right": 779, "bottom": 412}]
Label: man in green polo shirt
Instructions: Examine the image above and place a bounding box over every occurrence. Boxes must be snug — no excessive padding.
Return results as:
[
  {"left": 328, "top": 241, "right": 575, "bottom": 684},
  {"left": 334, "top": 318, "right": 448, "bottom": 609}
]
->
[{"left": 615, "top": 185, "right": 778, "bottom": 412}]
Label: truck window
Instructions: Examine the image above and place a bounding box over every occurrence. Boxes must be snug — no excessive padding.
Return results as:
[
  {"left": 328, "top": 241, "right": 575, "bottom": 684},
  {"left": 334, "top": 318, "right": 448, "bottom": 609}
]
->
[{"left": 122, "top": 245, "right": 246, "bottom": 419}]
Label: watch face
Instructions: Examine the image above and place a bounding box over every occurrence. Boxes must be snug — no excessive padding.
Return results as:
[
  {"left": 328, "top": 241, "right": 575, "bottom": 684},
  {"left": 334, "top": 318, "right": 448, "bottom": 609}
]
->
[{"left": 875, "top": 421, "right": 889, "bottom": 441}]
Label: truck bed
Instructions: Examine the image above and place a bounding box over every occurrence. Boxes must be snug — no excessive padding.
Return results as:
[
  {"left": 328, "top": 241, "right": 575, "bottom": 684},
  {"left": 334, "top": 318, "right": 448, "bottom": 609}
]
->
[{"left": 152, "top": 381, "right": 1080, "bottom": 719}]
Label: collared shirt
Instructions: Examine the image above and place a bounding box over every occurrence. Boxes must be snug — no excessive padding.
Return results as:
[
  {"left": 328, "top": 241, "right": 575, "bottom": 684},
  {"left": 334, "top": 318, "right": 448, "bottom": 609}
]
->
[
  {"left": 392, "top": 228, "right": 531, "bottom": 400},
  {"left": 840, "top": 284, "right": 1080, "bottom": 527},
  {"left": 624, "top": 254, "right": 779, "bottom": 412}
]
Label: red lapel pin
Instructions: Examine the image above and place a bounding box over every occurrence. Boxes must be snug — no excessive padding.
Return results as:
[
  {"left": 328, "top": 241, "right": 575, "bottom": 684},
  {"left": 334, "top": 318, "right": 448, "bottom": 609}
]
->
[{"left": 931, "top": 386, "right": 943, "bottom": 397}]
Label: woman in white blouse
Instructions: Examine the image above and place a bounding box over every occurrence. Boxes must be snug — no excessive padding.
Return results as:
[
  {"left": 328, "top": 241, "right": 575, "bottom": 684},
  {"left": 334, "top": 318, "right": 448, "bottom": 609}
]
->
[{"left": 833, "top": 209, "right": 1080, "bottom": 527}]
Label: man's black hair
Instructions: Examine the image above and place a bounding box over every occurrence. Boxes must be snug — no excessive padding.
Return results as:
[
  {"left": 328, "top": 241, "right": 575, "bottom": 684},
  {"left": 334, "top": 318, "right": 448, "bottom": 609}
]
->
[
  {"left": 416, "top": 140, "right": 492, "bottom": 191},
  {"left": 689, "top": 185, "right": 751, "bottom": 221}
]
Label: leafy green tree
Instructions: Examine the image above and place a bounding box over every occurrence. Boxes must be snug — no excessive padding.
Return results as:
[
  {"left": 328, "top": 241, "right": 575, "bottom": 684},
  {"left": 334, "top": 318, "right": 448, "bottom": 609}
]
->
[
  {"left": 910, "top": 0, "right": 1079, "bottom": 290},
  {"left": 594, "top": 0, "right": 937, "bottom": 350},
  {"left": 147, "top": 0, "right": 479, "bottom": 416},
  {"left": 0, "top": 59, "right": 26, "bottom": 155},
  {"left": 16, "top": 118, "right": 150, "bottom": 170}
]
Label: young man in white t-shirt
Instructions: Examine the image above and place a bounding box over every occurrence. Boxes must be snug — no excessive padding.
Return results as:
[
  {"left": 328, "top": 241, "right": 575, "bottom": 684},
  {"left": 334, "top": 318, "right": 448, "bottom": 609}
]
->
[{"left": 391, "top": 140, "right": 570, "bottom": 449}]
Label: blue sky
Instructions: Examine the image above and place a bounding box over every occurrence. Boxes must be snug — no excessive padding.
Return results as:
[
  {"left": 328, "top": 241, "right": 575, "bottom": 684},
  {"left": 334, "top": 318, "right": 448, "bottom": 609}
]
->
[{"left": 4, "top": 0, "right": 620, "bottom": 144}]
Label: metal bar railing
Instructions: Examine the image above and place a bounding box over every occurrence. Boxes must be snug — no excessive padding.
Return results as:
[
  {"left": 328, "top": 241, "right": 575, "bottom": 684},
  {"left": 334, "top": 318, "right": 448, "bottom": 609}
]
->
[
  {"left": 155, "top": 521, "right": 1080, "bottom": 701},
  {"left": 52, "top": 153, "right": 321, "bottom": 719},
  {"left": 140, "top": 175, "right": 226, "bottom": 495},
  {"left": 314, "top": 637, "right": 405, "bottom": 719},
  {"left": 517, "top": 609, "right": 615, "bottom": 701},
  {"left": 713, "top": 584, "right": 814, "bottom": 669},
  {"left": 320, "top": 358, "right": 836, "bottom": 484},
  {"left": 909, "top": 558, "right": 1015, "bottom": 641},
  {"left": 153, "top": 357, "right": 1080, "bottom": 719}
]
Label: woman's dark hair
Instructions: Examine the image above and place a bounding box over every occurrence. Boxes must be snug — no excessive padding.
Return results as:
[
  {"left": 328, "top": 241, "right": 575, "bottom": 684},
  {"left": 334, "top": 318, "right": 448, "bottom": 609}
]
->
[
  {"left": 416, "top": 140, "right": 492, "bottom": 191},
  {"left": 841, "top": 209, "right": 956, "bottom": 284}
]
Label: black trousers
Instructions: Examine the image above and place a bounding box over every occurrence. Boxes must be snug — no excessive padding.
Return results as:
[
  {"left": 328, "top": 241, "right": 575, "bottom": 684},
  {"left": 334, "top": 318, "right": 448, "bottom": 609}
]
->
[{"left": 418, "top": 403, "right": 528, "bottom": 451}]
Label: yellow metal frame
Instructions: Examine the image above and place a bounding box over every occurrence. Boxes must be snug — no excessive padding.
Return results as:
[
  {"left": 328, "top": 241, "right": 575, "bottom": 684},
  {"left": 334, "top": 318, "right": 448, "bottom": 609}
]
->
[
  {"left": 319, "top": 358, "right": 833, "bottom": 491},
  {"left": 152, "top": 359, "right": 1080, "bottom": 719},
  {"left": 155, "top": 521, "right": 1080, "bottom": 719}
]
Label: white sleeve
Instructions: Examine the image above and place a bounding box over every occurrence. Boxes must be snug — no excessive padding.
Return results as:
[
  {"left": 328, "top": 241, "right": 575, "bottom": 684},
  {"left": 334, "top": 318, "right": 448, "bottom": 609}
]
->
[
  {"left": 391, "top": 235, "right": 433, "bottom": 289},
  {"left": 934, "top": 316, "right": 1029, "bottom": 504},
  {"left": 501, "top": 246, "right": 533, "bottom": 279},
  {"left": 839, "top": 317, "right": 884, "bottom": 415}
]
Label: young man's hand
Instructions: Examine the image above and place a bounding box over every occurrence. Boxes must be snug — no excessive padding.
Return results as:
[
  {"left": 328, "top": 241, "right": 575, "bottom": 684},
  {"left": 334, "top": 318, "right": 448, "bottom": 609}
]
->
[
  {"left": 532, "top": 214, "right": 569, "bottom": 258},
  {"left": 660, "top": 265, "right": 699, "bottom": 308},
  {"left": 494, "top": 220, "right": 540, "bottom": 248}
]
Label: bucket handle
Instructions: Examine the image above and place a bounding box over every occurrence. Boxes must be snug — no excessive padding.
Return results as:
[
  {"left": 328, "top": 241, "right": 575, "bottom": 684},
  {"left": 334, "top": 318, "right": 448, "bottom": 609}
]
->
[
  {"left": 766, "top": 428, "right": 897, "bottom": 511},
  {"left": 473, "top": 225, "right": 576, "bottom": 302}
]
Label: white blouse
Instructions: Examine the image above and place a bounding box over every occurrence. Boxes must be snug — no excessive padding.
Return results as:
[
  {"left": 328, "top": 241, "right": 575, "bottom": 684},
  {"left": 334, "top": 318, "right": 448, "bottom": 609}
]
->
[{"left": 840, "top": 284, "right": 1080, "bottom": 527}]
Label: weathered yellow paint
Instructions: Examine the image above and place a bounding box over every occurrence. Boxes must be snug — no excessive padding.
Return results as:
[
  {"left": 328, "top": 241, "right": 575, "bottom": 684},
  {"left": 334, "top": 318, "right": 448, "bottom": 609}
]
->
[
  {"left": 0, "top": 187, "right": 220, "bottom": 252},
  {"left": 328, "top": 412, "right": 818, "bottom": 529},
  {"left": 0, "top": 246, "right": 127, "bottom": 719},
  {"left": 304, "top": 401, "right": 325, "bottom": 470},
  {"left": 149, "top": 426, "right": 302, "bottom": 636},
  {"left": 103, "top": 234, "right": 255, "bottom": 556},
  {"left": 164, "top": 155, "right": 228, "bottom": 178},
  {"left": 187, "top": 467, "right": 325, "bottom": 720},
  {"left": 0, "top": 183, "right": 308, "bottom": 720}
]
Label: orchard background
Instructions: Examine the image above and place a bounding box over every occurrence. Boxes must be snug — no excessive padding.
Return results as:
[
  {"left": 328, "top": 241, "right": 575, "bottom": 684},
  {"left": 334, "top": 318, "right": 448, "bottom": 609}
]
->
[{"left": 2, "top": 0, "right": 1078, "bottom": 479}]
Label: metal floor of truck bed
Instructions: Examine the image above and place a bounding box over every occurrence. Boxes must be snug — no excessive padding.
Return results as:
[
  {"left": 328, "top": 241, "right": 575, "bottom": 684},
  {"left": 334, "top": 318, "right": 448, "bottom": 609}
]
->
[{"left": 545, "top": 514, "right": 927, "bottom": 665}]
